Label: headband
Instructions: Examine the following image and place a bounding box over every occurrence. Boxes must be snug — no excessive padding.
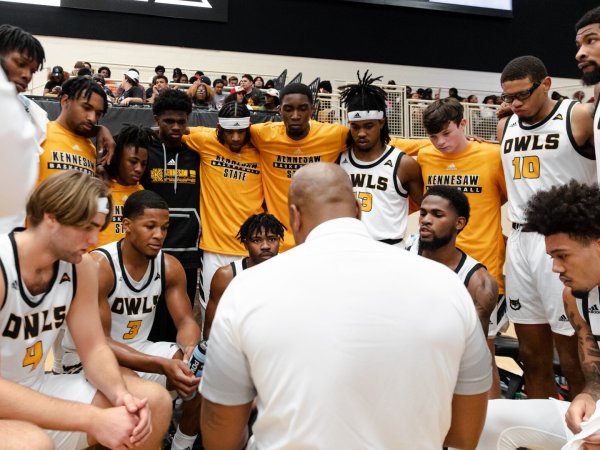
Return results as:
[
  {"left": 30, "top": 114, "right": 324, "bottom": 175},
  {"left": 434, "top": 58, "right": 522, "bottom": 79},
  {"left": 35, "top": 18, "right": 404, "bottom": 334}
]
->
[
  {"left": 218, "top": 117, "right": 251, "bottom": 130},
  {"left": 347, "top": 110, "right": 384, "bottom": 121},
  {"left": 96, "top": 197, "right": 110, "bottom": 215}
]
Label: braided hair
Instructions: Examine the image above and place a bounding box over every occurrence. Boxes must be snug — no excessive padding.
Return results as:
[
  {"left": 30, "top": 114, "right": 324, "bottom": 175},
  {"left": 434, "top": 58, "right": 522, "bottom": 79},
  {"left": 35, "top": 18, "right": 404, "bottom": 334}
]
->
[
  {"left": 340, "top": 71, "right": 390, "bottom": 147},
  {"left": 236, "top": 213, "right": 286, "bottom": 243},
  {"left": 105, "top": 125, "right": 158, "bottom": 180},
  {"left": 60, "top": 76, "right": 108, "bottom": 114}
]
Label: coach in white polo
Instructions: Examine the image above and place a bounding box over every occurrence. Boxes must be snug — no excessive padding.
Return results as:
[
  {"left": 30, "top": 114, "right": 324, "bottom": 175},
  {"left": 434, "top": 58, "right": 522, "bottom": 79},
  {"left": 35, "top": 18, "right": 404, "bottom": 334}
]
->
[{"left": 200, "top": 162, "right": 492, "bottom": 450}]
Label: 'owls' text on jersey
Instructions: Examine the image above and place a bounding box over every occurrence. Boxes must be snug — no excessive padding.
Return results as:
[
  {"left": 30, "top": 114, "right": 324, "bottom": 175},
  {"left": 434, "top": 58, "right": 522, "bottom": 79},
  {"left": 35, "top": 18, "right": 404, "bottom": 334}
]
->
[
  {"left": 340, "top": 146, "right": 408, "bottom": 242},
  {"left": 95, "top": 241, "right": 165, "bottom": 350},
  {"left": 0, "top": 232, "right": 75, "bottom": 389},
  {"left": 501, "top": 99, "right": 596, "bottom": 223}
]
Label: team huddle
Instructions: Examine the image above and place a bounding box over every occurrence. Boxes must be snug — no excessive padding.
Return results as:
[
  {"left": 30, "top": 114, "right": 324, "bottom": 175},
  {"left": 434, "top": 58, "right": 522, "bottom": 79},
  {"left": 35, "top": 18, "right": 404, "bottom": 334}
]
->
[{"left": 1, "top": 5, "right": 600, "bottom": 450}]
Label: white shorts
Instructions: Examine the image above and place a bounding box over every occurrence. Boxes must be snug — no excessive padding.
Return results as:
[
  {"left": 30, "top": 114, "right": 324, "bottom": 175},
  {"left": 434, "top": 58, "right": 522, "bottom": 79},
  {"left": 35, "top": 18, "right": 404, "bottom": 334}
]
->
[
  {"left": 38, "top": 372, "right": 96, "bottom": 450},
  {"left": 200, "top": 251, "right": 242, "bottom": 310},
  {"left": 505, "top": 228, "right": 574, "bottom": 335},
  {"left": 62, "top": 341, "right": 180, "bottom": 388},
  {"left": 133, "top": 340, "right": 180, "bottom": 387},
  {"left": 488, "top": 294, "right": 509, "bottom": 338}
]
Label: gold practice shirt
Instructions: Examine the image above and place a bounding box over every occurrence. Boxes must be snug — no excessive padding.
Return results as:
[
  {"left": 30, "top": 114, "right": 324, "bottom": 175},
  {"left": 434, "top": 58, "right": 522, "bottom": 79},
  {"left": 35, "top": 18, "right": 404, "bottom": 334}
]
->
[
  {"left": 417, "top": 141, "right": 507, "bottom": 293},
  {"left": 97, "top": 181, "right": 144, "bottom": 248},
  {"left": 185, "top": 128, "right": 264, "bottom": 256}
]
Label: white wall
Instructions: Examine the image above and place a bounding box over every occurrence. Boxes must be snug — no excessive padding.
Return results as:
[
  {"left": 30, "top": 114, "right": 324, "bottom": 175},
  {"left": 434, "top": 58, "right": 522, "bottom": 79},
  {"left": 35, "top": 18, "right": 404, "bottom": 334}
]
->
[{"left": 31, "top": 35, "right": 593, "bottom": 100}]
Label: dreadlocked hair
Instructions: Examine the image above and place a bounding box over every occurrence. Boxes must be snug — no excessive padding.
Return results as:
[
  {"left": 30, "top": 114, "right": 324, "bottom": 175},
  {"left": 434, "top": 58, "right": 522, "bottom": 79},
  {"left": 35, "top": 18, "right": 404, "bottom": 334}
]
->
[
  {"left": 216, "top": 101, "right": 251, "bottom": 146},
  {"left": 340, "top": 70, "right": 390, "bottom": 147},
  {"left": 60, "top": 76, "right": 108, "bottom": 115},
  {"left": 0, "top": 24, "right": 45, "bottom": 70},
  {"left": 236, "top": 213, "right": 286, "bottom": 243},
  {"left": 105, "top": 125, "right": 158, "bottom": 180}
]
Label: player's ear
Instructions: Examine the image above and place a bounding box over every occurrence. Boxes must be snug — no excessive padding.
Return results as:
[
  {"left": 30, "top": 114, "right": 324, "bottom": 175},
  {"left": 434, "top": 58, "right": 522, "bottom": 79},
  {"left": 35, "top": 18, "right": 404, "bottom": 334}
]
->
[
  {"left": 122, "top": 217, "right": 132, "bottom": 234},
  {"left": 456, "top": 216, "right": 467, "bottom": 232},
  {"left": 289, "top": 203, "right": 301, "bottom": 234},
  {"left": 354, "top": 198, "right": 362, "bottom": 221}
]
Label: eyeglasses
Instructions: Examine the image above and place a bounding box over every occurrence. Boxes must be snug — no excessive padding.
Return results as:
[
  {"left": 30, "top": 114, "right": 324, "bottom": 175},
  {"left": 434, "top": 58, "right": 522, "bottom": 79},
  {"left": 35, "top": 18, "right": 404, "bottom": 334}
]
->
[{"left": 500, "top": 82, "right": 540, "bottom": 103}]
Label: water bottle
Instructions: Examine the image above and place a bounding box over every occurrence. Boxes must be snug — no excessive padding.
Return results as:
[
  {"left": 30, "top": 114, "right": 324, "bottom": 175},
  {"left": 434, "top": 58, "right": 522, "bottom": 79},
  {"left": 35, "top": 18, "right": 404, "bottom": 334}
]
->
[{"left": 183, "top": 340, "right": 208, "bottom": 400}]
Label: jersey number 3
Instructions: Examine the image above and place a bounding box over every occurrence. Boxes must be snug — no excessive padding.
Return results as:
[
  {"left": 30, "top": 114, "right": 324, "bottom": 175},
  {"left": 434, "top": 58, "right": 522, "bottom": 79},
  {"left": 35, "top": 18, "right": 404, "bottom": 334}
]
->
[
  {"left": 123, "top": 320, "right": 142, "bottom": 340},
  {"left": 355, "top": 191, "right": 373, "bottom": 212}
]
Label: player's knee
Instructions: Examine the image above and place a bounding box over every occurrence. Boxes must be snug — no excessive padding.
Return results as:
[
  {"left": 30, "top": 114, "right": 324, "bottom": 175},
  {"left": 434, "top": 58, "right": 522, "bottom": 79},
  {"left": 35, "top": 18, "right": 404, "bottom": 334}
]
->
[{"left": 143, "top": 380, "right": 173, "bottom": 419}]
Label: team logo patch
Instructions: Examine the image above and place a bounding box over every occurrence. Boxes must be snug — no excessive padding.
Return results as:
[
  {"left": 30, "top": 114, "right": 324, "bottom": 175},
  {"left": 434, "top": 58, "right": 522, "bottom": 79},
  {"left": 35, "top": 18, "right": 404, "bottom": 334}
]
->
[
  {"left": 154, "top": 273, "right": 161, "bottom": 280},
  {"left": 552, "top": 114, "right": 564, "bottom": 120},
  {"left": 589, "top": 304, "right": 600, "bottom": 314},
  {"left": 341, "top": 158, "right": 348, "bottom": 164},
  {"left": 509, "top": 297, "right": 521, "bottom": 310},
  {"left": 509, "top": 122, "right": 517, "bottom": 127},
  {"left": 294, "top": 148, "right": 303, "bottom": 155},
  {"left": 384, "top": 160, "right": 393, "bottom": 167},
  {"left": 11, "top": 280, "right": 17, "bottom": 290},
  {"left": 353, "top": 112, "right": 361, "bottom": 118},
  {"left": 60, "top": 273, "right": 71, "bottom": 284},
  {"left": 559, "top": 314, "right": 569, "bottom": 322},
  {"left": 447, "top": 163, "right": 457, "bottom": 170},
  {"left": 167, "top": 159, "right": 176, "bottom": 166}
]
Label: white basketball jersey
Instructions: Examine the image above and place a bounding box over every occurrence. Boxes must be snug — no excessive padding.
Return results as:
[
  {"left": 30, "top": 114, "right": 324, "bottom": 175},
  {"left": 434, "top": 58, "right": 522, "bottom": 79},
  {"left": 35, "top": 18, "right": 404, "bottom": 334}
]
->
[
  {"left": 594, "top": 101, "right": 600, "bottom": 185},
  {"left": 410, "top": 241, "right": 484, "bottom": 287},
  {"left": 94, "top": 241, "right": 165, "bottom": 351},
  {"left": 230, "top": 257, "right": 248, "bottom": 278},
  {"left": 576, "top": 286, "right": 600, "bottom": 341},
  {"left": 501, "top": 99, "right": 596, "bottom": 223},
  {"left": 0, "top": 232, "right": 75, "bottom": 388},
  {"left": 339, "top": 145, "right": 408, "bottom": 242}
]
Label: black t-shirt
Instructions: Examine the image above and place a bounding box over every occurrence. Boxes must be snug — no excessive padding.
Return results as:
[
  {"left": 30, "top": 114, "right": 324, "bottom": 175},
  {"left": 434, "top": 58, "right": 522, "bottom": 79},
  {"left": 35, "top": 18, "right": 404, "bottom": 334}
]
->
[
  {"left": 119, "top": 85, "right": 145, "bottom": 101},
  {"left": 44, "top": 80, "right": 62, "bottom": 92},
  {"left": 141, "top": 140, "right": 201, "bottom": 269}
]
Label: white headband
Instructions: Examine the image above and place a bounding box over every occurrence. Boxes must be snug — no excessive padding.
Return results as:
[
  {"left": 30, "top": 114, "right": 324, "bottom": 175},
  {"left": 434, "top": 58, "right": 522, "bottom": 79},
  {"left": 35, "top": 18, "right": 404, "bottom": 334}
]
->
[
  {"left": 96, "top": 197, "right": 110, "bottom": 215},
  {"left": 218, "top": 117, "right": 251, "bottom": 130},
  {"left": 347, "top": 110, "right": 384, "bottom": 121}
]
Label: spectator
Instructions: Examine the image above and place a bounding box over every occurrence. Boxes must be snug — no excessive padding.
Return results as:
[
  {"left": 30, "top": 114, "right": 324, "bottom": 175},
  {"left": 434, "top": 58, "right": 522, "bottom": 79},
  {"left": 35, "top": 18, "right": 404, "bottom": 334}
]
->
[
  {"left": 172, "top": 67, "right": 182, "bottom": 83},
  {"left": 77, "top": 67, "right": 92, "bottom": 77},
  {"left": 116, "top": 69, "right": 144, "bottom": 106},
  {"left": 71, "top": 60, "right": 84, "bottom": 76},
  {"left": 572, "top": 90, "right": 586, "bottom": 102},
  {"left": 180, "top": 73, "right": 189, "bottom": 84},
  {"left": 155, "top": 64, "right": 165, "bottom": 76},
  {"left": 410, "top": 92, "right": 421, "bottom": 100},
  {"left": 224, "top": 85, "right": 247, "bottom": 105},
  {"left": 228, "top": 75, "right": 238, "bottom": 86},
  {"left": 239, "top": 73, "right": 265, "bottom": 106},
  {"left": 200, "top": 75, "right": 211, "bottom": 86},
  {"left": 43, "top": 65, "right": 67, "bottom": 96},
  {"left": 318, "top": 80, "right": 333, "bottom": 94},
  {"left": 265, "top": 79, "right": 275, "bottom": 89},
  {"left": 187, "top": 80, "right": 216, "bottom": 109},
  {"left": 254, "top": 76, "right": 265, "bottom": 89},
  {"left": 213, "top": 78, "right": 226, "bottom": 109},
  {"left": 467, "top": 94, "right": 479, "bottom": 103},
  {"left": 264, "top": 88, "right": 280, "bottom": 111},
  {"left": 92, "top": 74, "right": 115, "bottom": 103},
  {"left": 97, "top": 66, "right": 111, "bottom": 79},
  {"left": 146, "top": 74, "right": 170, "bottom": 105},
  {"left": 83, "top": 61, "right": 92, "bottom": 72},
  {"left": 448, "top": 87, "right": 463, "bottom": 101}
]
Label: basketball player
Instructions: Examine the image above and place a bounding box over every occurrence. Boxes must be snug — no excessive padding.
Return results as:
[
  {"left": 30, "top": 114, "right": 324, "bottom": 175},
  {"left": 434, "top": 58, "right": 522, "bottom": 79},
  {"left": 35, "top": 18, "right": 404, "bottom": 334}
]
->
[
  {"left": 184, "top": 102, "right": 265, "bottom": 313},
  {"left": 419, "top": 98, "right": 507, "bottom": 397},
  {"left": 498, "top": 55, "right": 596, "bottom": 398},
  {"left": 97, "top": 124, "right": 155, "bottom": 247},
  {"left": 0, "top": 170, "right": 171, "bottom": 449},
  {"left": 250, "top": 82, "right": 427, "bottom": 251},
  {"left": 337, "top": 72, "right": 423, "bottom": 246},
  {"left": 63, "top": 189, "right": 202, "bottom": 450},
  {"left": 575, "top": 6, "right": 600, "bottom": 183},
  {"left": 141, "top": 89, "right": 200, "bottom": 343},
  {"left": 39, "top": 76, "right": 108, "bottom": 183},
  {"left": 203, "top": 212, "right": 285, "bottom": 339},
  {"left": 478, "top": 181, "right": 600, "bottom": 449}
]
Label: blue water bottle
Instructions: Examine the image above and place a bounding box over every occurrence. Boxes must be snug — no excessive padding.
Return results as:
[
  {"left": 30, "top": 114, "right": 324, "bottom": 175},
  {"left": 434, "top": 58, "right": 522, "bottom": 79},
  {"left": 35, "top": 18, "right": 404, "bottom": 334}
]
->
[{"left": 184, "top": 340, "right": 208, "bottom": 400}]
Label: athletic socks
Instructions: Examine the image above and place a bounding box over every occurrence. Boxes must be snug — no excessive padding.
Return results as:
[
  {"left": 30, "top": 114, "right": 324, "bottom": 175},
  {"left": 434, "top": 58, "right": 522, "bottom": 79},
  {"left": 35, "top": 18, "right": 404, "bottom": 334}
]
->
[{"left": 170, "top": 426, "right": 197, "bottom": 450}]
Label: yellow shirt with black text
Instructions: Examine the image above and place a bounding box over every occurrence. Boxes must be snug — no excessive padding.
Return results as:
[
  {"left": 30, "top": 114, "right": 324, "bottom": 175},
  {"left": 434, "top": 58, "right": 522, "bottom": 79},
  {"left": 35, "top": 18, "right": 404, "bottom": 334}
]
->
[{"left": 96, "top": 181, "right": 144, "bottom": 249}]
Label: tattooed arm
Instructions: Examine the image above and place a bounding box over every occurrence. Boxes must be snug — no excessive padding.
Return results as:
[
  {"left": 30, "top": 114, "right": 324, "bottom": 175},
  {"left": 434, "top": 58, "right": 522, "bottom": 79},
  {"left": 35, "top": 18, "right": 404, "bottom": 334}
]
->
[{"left": 564, "top": 287, "right": 600, "bottom": 439}]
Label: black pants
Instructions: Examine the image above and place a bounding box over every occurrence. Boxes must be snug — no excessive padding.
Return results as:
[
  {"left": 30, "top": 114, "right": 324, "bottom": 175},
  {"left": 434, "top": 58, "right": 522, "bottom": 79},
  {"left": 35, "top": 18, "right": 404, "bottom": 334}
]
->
[{"left": 148, "top": 267, "right": 198, "bottom": 342}]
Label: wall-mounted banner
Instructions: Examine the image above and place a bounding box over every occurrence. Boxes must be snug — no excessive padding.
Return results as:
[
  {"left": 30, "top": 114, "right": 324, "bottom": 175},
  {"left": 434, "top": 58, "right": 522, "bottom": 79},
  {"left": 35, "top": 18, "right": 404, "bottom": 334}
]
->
[{"left": 0, "top": 0, "right": 228, "bottom": 22}]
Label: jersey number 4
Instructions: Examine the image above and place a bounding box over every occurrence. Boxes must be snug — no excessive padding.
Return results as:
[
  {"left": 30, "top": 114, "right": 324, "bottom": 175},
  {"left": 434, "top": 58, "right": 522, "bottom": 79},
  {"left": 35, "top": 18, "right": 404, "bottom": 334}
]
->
[
  {"left": 22, "top": 341, "right": 43, "bottom": 371},
  {"left": 511, "top": 156, "right": 540, "bottom": 179}
]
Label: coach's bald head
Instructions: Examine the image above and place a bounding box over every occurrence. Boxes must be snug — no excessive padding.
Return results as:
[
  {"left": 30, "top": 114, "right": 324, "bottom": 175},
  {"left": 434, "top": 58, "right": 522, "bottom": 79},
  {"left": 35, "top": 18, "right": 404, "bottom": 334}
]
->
[{"left": 288, "top": 162, "right": 360, "bottom": 245}]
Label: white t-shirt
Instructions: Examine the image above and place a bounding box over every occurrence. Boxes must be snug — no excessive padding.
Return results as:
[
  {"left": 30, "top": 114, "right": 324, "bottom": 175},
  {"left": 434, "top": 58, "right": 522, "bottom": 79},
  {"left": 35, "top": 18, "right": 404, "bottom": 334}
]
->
[
  {"left": 202, "top": 218, "right": 491, "bottom": 450},
  {"left": 0, "top": 70, "right": 43, "bottom": 232}
]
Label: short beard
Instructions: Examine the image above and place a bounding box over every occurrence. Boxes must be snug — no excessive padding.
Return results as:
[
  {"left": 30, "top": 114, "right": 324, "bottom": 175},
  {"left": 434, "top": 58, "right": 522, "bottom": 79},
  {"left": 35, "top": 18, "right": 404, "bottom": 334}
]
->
[
  {"left": 582, "top": 64, "right": 600, "bottom": 86},
  {"left": 571, "top": 289, "right": 591, "bottom": 299},
  {"left": 419, "top": 234, "right": 453, "bottom": 252}
]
